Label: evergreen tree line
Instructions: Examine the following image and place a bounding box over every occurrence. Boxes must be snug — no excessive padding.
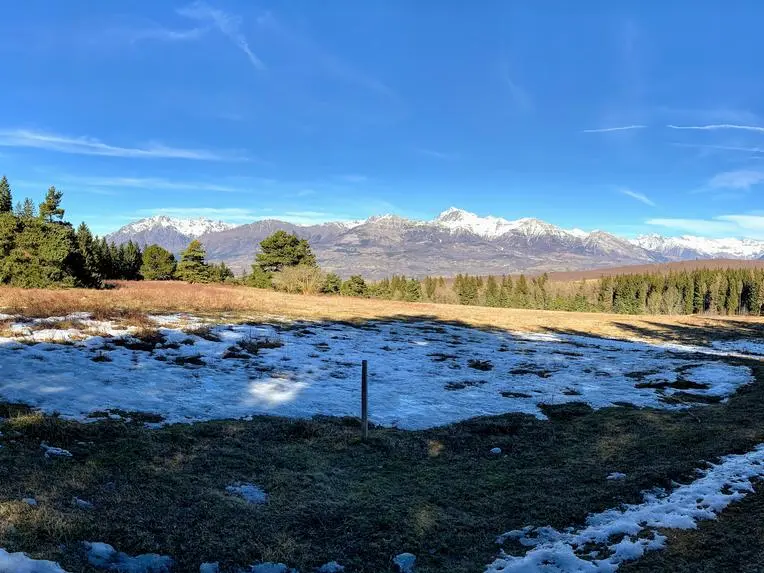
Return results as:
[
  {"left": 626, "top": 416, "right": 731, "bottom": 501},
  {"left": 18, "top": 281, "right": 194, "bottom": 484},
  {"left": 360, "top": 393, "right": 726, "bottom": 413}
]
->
[
  {"left": 0, "top": 177, "right": 234, "bottom": 287},
  {"left": 359, "top": 269, "right": 764, "bottom": 316}
]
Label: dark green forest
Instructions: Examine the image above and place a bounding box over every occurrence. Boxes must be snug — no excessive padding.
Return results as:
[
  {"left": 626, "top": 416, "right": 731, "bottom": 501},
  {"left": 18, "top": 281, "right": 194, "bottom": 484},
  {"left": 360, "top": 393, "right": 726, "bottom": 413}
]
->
[{"left": 2, "top": 176, "right": 764, "bottom": 316}]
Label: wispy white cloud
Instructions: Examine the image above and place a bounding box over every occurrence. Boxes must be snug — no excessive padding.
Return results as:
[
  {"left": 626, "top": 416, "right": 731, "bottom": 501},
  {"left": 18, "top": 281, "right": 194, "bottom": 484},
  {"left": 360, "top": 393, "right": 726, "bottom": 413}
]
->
[
  {"left": 672, "top": 142, "right": 764, "bottom": 154},
  {"left": 582, "top": 125, "right": 647, "bottom": 133},
  {"left": 620, "top": 188, "right": 656, "bottom": 206},
  {"left": 708, "top": 170, "right": 764, "bottom": 191},
  {"left": 667, "top": 123, "right": 764, "bottom": 133},
  {"left": 499, "top": 61, "right": 533, "bottom": 112},
  {"left": 137, "top": 207, "right": 259, "bottom": 223},
  {"left": 0, "top": 129, "right": 247, "bottom": 161},
  {"left": 178, "top": 1, "right": 265, "bottom": 71},
  {"left": 646, "top": 214, "right": 764, "bottom": 238},
  {"left": 656, "top": 106, "right": 759, "bottom": 125},
  {"left": 414, "top": 148, "right": 459, "bottom": 160},
  {"left": 58, "top": 175, "right": 252, "bottom": 193},
  {"left": 255, "top": 11, "right": 396, "bottom": 99},
  {"left": 135, "top": 207, "right": 353, "bottom": 226},
  {"left": 646, "top": 217, "right": 738, "bottom": 236},
  {"left": 128, "top": 24, "right": 206, "bottom": 43}
]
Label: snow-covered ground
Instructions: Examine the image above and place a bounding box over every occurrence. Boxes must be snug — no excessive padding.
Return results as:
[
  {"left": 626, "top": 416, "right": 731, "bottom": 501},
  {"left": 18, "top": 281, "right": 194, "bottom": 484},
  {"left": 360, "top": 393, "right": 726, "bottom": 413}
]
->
[
  {"left": 0, "top": 313, "right": 756, "bottom": 428},
  {"left": 486, "top": 444, "right": 764, "bottom": 572}
]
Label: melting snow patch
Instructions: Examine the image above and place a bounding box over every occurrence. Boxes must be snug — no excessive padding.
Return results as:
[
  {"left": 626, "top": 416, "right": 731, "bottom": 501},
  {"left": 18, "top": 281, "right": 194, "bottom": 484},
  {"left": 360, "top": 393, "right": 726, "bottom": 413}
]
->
[
  {"left": 84, "top": 541, "right": 173, "bottom": 572},
  {"left": 606, "top": 472, "right": 627, "bottom": 481},
  {"left": 249, "top": 564, "right": 294, "bottom": 573},
  {"left": 40, "top": 443, "right": 72, "bottom": 458},
  {"left": 490, "top": 447, "right": 502, "bottom": 456},
  {"left": 73, "top": 497, "right": 94, "bottom": 509},
  {"left": 487, "top": 443, "right": 764, "bottom": 572},
  {"left": 0, "top": 549, "right": 68, "bottom": 573},
  {"left": 393, "top": 553, "right": 416, "bottom": 573},
  {"left": 199, "top": 564, "right": 219, "bottom": 573},
  {"left": 22, "top": 497, "right": 38, "bottom": 506},
  {"left": 317, "top": 562, "right": 344, "bottom": 573},
  {"left": 226, "top": 483, "right": 267, "bottom": 505},
  {"left": 0, "top": 315, "right": 756, "bottom": 429}
]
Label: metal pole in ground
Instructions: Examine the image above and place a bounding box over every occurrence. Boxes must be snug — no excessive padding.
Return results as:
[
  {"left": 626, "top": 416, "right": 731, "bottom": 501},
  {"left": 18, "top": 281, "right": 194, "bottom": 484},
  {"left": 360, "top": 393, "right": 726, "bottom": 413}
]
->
[{"left": 361, "top": 359, "right": 369, "bottom": 441}]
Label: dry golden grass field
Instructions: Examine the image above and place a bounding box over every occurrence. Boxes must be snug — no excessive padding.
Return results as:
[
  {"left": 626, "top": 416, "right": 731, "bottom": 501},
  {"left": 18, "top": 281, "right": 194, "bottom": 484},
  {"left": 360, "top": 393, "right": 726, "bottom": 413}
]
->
[{"left": 3, "top": 280, "right": 764, "bottom": 345}]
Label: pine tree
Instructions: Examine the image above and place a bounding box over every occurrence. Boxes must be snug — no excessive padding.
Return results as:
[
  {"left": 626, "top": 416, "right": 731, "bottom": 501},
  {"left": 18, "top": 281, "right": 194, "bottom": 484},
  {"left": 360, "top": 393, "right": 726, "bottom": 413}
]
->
[
  {"left": 75, "top": 222, "right": 101, "bottom": 285},
  {"left": 176, "top": 240, "right": 210, "bottom": 283},
  {"left": 514, "top": 274, "right": 529, "bottom": 308},
  {"left": 256, "top": 231, "right": 316, "bottom": 272},
  {"left": 39, "top": 186, "right": 64, "bottom": 223},
  {"left": 341, "top": 275, "right": 368, "bottom": 296},
  {"left": 0, "top": 176, "right": 12, "bottom": 213},
  {"left": 16, "top": 198, "right": 36, "bottom": 219},
  {"left": 404, "top": 278, "right": 422, "bottom": 302},
  {"left": 209, "top": 261, "right": 234, "bottom": 283},
  {"left": 247, "top": 265, "right": 273, "bottom": 289},
  {"left": 321, "top": 272, "right": 342, "bottom": 294},
  {"left": 121, "top": 241, "right": 143, "bottom": 280},
  {"left": 484, "top": 275, "right": 500, "bottom": 307},
  {"left": 140, "top": 244, "right": 176, "bottom": 280}
]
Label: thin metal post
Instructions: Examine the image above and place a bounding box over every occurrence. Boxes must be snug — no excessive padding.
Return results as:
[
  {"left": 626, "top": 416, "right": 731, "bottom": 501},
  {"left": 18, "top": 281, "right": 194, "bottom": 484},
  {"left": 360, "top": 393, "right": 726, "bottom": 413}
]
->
[{"left": 361, "top": 359, "right": 368, "bottom": 441}]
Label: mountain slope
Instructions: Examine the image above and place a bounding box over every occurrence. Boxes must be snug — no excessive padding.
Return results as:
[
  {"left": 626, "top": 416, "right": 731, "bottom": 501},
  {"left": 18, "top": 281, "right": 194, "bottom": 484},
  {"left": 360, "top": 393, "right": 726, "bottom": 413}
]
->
[
  {"left": 106, "top": 216, "right": 236, "bottom": 254},
  {"left": 105, "top": 208, "right": 764, "bottom": 278}
]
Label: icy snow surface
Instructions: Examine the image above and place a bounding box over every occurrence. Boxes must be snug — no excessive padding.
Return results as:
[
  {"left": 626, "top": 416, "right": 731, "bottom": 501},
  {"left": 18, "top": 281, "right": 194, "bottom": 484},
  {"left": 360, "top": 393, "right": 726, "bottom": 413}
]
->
[
  {"left": 486, "top": 444, "right": 764, "bottom": 572},
  {"left": 0, "top": 549, "right": 68, "bottom": 573},
  {"left": 0, "top": 314, "right": 756, "bottom": 429},
  {"left": 84, "top": 541, "right": 173, "bottom": 572},
  {"left": 226, "top": 483, "right": 268, "bottom": 505}
]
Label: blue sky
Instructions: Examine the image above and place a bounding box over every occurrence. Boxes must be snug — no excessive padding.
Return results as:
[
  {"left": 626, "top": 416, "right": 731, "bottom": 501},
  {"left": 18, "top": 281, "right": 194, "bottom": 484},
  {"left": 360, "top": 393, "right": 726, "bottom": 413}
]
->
[{"left": 2, "top": 1, "right": 764, "bottom": 238}]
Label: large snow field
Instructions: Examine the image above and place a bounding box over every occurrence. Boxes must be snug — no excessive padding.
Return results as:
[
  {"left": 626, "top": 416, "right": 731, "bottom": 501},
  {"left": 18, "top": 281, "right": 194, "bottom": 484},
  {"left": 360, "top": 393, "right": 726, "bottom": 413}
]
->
[{"left": 0, "top": 313, "right": 755, "bottom": 428}]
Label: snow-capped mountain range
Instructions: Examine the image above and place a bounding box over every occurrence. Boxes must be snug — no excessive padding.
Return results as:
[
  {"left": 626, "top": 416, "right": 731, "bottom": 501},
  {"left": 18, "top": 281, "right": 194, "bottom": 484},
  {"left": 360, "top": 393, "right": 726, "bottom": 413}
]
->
[
  {"left": 106, "top": 208, "right": 764, "bottom": 278},
  {"left": 121, "top": 216, "right": 236, "bottom": 238}
]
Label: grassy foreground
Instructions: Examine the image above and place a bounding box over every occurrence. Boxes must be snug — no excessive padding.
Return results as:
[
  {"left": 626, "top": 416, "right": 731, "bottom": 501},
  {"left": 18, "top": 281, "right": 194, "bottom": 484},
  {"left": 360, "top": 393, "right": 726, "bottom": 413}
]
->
[{"left": 2, "top": 347, "right": 764, "bottom": 572}]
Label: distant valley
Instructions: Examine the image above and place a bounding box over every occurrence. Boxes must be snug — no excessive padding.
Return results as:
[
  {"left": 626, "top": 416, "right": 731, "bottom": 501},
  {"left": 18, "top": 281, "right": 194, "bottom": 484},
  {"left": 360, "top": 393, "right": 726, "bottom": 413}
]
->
[{"left": 106, "top": 208, "right": 764, "bottom": 279}]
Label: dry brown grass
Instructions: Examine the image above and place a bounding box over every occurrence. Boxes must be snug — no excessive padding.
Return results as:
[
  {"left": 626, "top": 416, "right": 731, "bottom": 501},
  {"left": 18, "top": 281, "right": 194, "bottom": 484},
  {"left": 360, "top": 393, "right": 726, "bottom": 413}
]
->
[{"left": 3, "top": 281, "right": 764, "bottom": 344}]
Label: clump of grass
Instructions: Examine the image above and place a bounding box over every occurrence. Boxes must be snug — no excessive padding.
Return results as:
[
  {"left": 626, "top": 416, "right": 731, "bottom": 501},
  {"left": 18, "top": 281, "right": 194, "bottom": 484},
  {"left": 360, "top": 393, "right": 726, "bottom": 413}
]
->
[
  {"left": 31, "top": 318, "right": 84, "bottom": 331},
  {"left": 112, "top": 328, "right": 165, "bottom": 352},
  {"left": 468, "top": 359, "right": 494, "bottom": 371},
  {"left": 91, "top": 352, "right": 112, "bottom": 363},
  {"left": 445, "top": 380, "right": 487, "bottom": 391},
  {"left": 173, "top": 354, "right": 206, "bottom": 367},
  {"left": 510, "top": 366, "right": 554, "bottom": 378},
  {"left": 501, "top": 391, "right": 532, "bottom": 398},
  {"left": 429, "top": 352, "right": 458, "bottom": 362},
  {"left": 185, "top": 325, "right": 221, "bottom": 342},
  {"left": 237, "top": 336, "right": 284, "bottom": 355},
  {"left": 222, "top": 346, "right": 250, "bottom": 360}
]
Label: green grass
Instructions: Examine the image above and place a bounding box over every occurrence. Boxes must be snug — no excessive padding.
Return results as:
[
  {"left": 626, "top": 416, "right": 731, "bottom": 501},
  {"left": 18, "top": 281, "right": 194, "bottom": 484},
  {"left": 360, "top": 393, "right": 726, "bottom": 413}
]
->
[{"left": 2, "top": 358, "right": 764, "bottom": 571}]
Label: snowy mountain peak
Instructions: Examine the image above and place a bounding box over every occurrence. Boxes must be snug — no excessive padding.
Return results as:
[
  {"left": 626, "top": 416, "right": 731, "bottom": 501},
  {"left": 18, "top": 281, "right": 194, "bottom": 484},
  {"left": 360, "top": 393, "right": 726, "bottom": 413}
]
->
[
  {"left": 122, "top": 216, "right": 236, "bottom": 238},
  {"left": 632, "top": 234, "right": 764, "bottom": 259},
  {"left": 432, "top": 208, "right": 582, "bottom": 240},
  {"left": 433, "top": 208, "right": 520, "bottom": 238}
]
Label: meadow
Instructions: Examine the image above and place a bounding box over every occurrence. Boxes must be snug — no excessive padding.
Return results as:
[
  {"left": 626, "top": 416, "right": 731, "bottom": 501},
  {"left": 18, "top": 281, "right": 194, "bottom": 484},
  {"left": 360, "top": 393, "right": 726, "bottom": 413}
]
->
[{"left": 3, "top": 282, "right": 764, "bottom": 572}]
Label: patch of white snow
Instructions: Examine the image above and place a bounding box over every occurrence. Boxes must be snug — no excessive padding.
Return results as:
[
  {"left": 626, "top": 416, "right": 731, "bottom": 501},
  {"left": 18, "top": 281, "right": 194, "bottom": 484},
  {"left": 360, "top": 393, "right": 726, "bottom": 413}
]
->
[{"left": 487, "top": 444, "right": 764, "bottom": 572}]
